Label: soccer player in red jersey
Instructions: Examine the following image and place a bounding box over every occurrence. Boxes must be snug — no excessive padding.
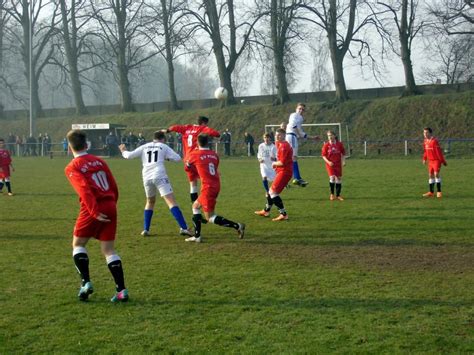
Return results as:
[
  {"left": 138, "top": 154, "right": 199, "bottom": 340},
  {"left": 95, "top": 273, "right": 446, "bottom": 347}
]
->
[
  {"left": 167, "top": 116, "right": 220, "bottom": 203},
  {"left": 0, "top": 138, "right": 15, "bottom": 196},
  {"left": 422, "top": 127, "right": 447, "bottom": 198},
  {"left": 255, "top": 128, "right": 293, "bottom": 221},
  {"left": 184, "top": 134, "right": 245, "bottom": 243},
  {"left": 65, "top": 130, "right": 128, "bottom": 302},
  {"left": 322, "top": 131, "right": 346, "bottom": 201}
]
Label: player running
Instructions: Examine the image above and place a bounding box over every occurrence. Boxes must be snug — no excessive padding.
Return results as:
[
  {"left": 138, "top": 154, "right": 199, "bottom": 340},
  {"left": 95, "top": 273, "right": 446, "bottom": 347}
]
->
[
  {"left": 184, "top": 134, "right": 245, "bottom": 243},
  {"left": 422, "top": 127, "right": 447, "bottom": 198},
  {"left": 321, "top": 131, "right": 346, "bottom": 201},
  {"left": 254, "top": 132, "right": 277, "bottom": 216},
  {"left": 0, "top": 138, "right": 15, "bottom": 196},
  {"left": 65, "top": 130, "right": 128, "bottom": 302},
  {"left": 255, "top": 128, "right": 293, "bottom": 221},
  {"left": 119, "top": 130, "right": 193, "bottom": 237}
]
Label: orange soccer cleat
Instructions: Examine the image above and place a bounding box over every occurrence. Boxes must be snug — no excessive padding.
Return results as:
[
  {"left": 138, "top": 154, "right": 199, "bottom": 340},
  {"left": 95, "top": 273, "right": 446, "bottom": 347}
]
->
[
  {"left": 272, "top": 214, "right": 289, "bottom": 222},
  {"left": 330, "top": 194, "right": 335, "bottom": 201},
  {"left": 436, "top": 192, "right": 442, "bottom": 198},
  {"left": 254, "top": 210, "right": 270, "bottom": 217},
  {"left": 422, "top": 192, "right": 434, "bottom": 197}
]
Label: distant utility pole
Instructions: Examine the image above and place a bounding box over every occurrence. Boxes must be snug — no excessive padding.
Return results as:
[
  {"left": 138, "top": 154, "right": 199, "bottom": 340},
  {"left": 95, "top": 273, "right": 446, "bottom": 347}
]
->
[{"left": 29, "top": 0, "right": 34, "bottom": 136}]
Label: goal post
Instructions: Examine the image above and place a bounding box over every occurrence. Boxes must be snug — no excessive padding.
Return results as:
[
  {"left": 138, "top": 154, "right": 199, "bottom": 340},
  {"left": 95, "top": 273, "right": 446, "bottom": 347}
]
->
[{"left": 264, "top": 123, "right": 350, "bottom": 158}]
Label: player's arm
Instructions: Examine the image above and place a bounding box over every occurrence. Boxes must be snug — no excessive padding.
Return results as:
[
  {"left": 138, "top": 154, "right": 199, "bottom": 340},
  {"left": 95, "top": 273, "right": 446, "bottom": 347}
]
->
[
  {"left": 321, "top": 144, "right": 332, "bottom": 165},
  {"left": 165, "top": 146, "right": 182, "bottom": 162},
  {"left": 120, "top": 144, "right": 144, "bottom": 159},
  {"left": 103, "top": 164, "right": 119, "bottom": 201},
  {"left": 66, "top": 167, "right": 101, "bottom": 219},
  {"left": 203, "top": 127, "right": 220, "bottom": 138},
  {"left": 341, "top": 144, "right": 346, "bottom": 166},
  {"left": 168, "top": 125, "right": 184, "bottom": 134},
  {"left": 434, "top": 140, "right": 447, "bottom": 165},
  {"left": 257, "top": 145, "right": 264, "bottom": 162}
]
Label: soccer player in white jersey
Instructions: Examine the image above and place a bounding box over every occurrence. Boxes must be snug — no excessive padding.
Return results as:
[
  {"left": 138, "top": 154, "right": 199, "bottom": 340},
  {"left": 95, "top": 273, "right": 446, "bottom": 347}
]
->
[
  {"left": 285, "top": 103, "right": 316, "bottom": 187},
  {"left": 254, "top": 133, "right": 277, "bottom": 216},
  {"left": 119, "top": 130, "right": 193, "bottom": 237}
]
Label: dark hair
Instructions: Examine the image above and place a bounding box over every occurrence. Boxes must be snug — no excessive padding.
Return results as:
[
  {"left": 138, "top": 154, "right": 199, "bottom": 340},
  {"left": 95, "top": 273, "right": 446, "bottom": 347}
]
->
[
  {"left": 67, "top": 130, "right": 87, "bottom": 151},
  {"left": 424, "top": 127, "right": 433, "bottom": 133},
  {"left": 154, "top": 130, "right": 166, "bottom": 140},
  {"left": 0, "top": 138, "right": 4, "bottom": 143},
  {"left": 276, "top": 128, "right": 286, "bottom": 135},
  {"left": 197, "top": 133, "right": 209, "bottom": 147},
  {"left": 263, "top": 133, "right": 271, "bottom": 138},
  {"left": 198, "top": 116, "right": 209, "bottom": 125},
  {"left": 296, "top": 103, "right": 306, "bottom": 108}
]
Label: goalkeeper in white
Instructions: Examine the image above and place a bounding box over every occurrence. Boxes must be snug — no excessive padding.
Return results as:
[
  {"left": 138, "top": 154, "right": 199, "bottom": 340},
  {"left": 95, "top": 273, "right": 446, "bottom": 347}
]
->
[
  {"left": 254, "top": 133, "right": 277, "bottom": 217},
  {"left": 119, "top": 130, "right": 193, "bottom": 237}
]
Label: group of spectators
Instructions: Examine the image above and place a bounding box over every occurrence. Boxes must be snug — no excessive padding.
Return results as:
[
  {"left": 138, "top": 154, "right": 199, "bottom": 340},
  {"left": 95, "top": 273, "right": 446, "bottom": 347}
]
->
[
  {"left": 4, "top": 132, "right": 52, "bottom": 156},
  {"left": 219, "top": 129, "right": 262, "bottom": 157}
]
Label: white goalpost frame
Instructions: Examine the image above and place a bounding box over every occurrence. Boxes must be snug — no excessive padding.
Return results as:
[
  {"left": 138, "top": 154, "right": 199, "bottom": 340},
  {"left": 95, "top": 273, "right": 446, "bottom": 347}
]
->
[{"left": 264, "top": 123, "right": 350, "bottom": 158}]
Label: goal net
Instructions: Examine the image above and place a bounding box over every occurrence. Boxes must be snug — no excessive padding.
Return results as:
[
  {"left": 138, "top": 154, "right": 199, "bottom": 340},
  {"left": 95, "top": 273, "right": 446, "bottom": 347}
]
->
[{"left": 264, "top": 123, "right": 349, "bottom": 158}]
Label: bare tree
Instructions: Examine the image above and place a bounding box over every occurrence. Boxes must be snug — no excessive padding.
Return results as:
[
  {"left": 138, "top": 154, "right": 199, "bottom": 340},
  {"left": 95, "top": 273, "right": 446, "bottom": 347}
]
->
[
  {"left": 428, "top": 0, "right": 474, "bottom": 35},
  {"left": 300, "top": 0, "right": 379, "bottom": 102},
  {"left": 309, "top": 35, "right": 333, "bottom": 91},
  {"left": 185, "top": 0, "right": 262, "bottom": 105},
  {"left": 2, "top": 0, "right": 61, "bottom": 119},
  {"left": 90, "top": 0, "right": 157, "bottom": 112}
]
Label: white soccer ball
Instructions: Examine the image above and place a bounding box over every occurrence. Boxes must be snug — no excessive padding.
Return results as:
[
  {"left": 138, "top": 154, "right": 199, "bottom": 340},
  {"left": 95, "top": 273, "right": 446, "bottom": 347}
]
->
[{"left": 214, "top": 87, "right": 228, "bottom": 100}]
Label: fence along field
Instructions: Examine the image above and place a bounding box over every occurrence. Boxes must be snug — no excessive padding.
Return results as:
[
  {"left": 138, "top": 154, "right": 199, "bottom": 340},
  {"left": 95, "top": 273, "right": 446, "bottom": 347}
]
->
[{"left": 0, "top": 156, "right": 473, "bottom": 352}]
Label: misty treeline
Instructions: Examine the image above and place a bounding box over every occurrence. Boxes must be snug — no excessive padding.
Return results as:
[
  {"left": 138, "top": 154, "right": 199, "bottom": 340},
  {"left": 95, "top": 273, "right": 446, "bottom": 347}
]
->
[{"left": 0, "top": 0, "right": 472, "bottom": 116}]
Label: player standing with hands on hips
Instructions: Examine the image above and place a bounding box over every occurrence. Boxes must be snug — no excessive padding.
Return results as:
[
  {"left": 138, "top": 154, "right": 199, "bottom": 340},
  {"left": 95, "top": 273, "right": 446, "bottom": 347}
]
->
[
  {"left": 422, "top": 127, "right": 447, "bottom": 198},
  {"left": 285, "top": 103, "right": 317, "bottom": 187},
  {"left": 321, "top": 131, "right": 346, "bottom": 201},
  {"left": 65, "top": 130, "right": 128, "bottom": 302}
]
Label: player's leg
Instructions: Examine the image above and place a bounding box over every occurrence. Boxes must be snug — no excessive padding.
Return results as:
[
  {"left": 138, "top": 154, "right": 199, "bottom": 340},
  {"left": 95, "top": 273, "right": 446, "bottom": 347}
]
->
[
  {"left": 329, "top": 175, "right": 336, "bottom": 200},
  {"left": 101, "top": 241, "right": 128, "bottom": 302},
  {"left": 434, "top": 169, "right": 442, "bottom": 198},
  {"left": 262, "top": 177, "right": 270, "bottom": 193},
  {"left": 0, "top": 177, "right": 4, "bottom": 192},
  {"left": 187, "top": 201, "right": 203, "bottom": 242},
  {"left": 142, "top": 181, "right": 156, "bottom": 236},
  {"left": 72, "top": 236, "right": 93, "bottom": 301},
  {"left": 423, "top": 166, "right": 435, "bottom": 197},
  {"left": 255, "top": 174, "right": 273, "bottom": 216},
  {"left": 269, "top": 173, "right": 291, "bottom": 221},
  {"left": 207, "top": 211, "right": 245, "bottom": 239},
  {"left": 162, "top": 192, "right": 193, "bottom": 237},
  {"left": 335, "top": 176, "right": 343, "bottom": 200}
]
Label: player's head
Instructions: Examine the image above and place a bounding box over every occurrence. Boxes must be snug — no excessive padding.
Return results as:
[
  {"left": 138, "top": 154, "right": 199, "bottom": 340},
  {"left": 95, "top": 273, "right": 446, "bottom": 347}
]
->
[
  {"left": 296, "top": 103, "right": 306, "bottom": 114},
  {"left": 327, "top": 130, "right": 336, "bottom": 141},
  {"left": 263, "top": 132, "right": 271, "bottom": 143},
  {"left": 197, "top": 133, "right": 209, "bottom": 148},
  {"left": 275, "top": 128, "right": 286, "bottom": 142},
  {"left": 423, "top": 127, "right": 432, "bottom": 139},
  {"left": 197, "top": 116, "right": 209, "bottom": 126},
  {"left": 153, "top": 130, "right": 166, "bottom": 141},
  {"left": 67, "top": 130, "right": 87, "bottom": 152}
]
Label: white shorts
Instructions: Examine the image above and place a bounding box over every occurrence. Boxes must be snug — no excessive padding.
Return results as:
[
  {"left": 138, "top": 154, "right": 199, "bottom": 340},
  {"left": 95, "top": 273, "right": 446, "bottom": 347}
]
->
[
  {"left": 144, "top": 177, "right": 173, "bottom": 198},
  {"left": 285, "top": 133, "right": 298, "bottom": 157},
  {"left": 260, "top": 165, "right": 275, "bottom": 181}
]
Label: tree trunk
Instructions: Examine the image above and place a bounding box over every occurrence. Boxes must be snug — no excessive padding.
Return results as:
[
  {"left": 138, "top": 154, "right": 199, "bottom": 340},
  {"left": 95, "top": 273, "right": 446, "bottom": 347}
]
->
[
  {"left": 273, "top": 47, "right": 290, "bottom": 104},
  {"left": 161, "top": 0, "right": 179, "bottom": 110},
  {"left": 116, "top": 4, "right": 134, "bottom": 112},
  {"left": 271, "top": 0, "right": 290, "bottom": 105},
  {"left": 59, "top": 0, "right": 88, "bottom": 115},
  {"left": 399, "top": 0, "right": 419, "bottom": 96}
]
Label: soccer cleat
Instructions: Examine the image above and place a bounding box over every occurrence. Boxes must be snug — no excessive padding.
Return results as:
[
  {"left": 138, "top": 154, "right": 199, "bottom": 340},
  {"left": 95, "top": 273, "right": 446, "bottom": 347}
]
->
[
  {"left": 140, "top": 230, "right": 150, "bottom": 237},
  {"left": 436, "top": 192, "right": 442, "bottom": 198},
  {"left": 7, "top": 192, "right": 13, "bottom": 196},
  {"left": 292, "top": 178, "right": 308, "bottom": 187},
  {"left": 422, "top": 192, "right": 434, "bottom": 197},
  {"left": 180, "top": 228, "right": 194, "bottom": 237},
  {"left": 185, "top": 236, "right": 202, "bottom": 243},
  {"left": 78, "top": 281, "right": 94, "bottom": 301},
  {"left": 272, "top": 214, "right": 289, "bottom": 222},
  {"left": 237, "top": 223, "right": 245, "bottom": 239},
  {"left": 254, "top": 210, "right": 270, "bottom": 217},
  {"left": 337, "top": 196, "right": 344, "bottom": 201},
  {"left": 330, "top": 194, "right": 335, "bottom": 201},
  {"left": 111, "top": 289, "right": 129, "bottom": 303}
]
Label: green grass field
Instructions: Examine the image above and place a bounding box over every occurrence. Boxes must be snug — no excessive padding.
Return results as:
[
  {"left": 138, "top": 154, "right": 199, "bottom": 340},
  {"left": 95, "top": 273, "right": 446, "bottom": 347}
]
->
[{"left": 1, "top": 157, "right": 473, "bottom": 352}]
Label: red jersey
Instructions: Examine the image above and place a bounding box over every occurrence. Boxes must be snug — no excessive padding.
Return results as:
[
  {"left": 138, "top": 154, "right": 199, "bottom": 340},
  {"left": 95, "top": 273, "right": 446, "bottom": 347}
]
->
[
  {"left": 0, "top": 149, "right": 12, "bottom": 167},
  {"left": 169, "top": 124, "right": 220, "bottom": 159},
  {"left": 275, "top": 140, "right": 293, "bottom": 174},
  {"left": 65, "top": 153, "right": 119, "bottom": 219},
  {"left": 187, "top": 148, "right": 220, "bottom": 191},
  {"left": 423, "top": 137, "right": 446, "bottom": 164},
  {"left": 322, "top": 141, "right": 345, "bottom": 164}
]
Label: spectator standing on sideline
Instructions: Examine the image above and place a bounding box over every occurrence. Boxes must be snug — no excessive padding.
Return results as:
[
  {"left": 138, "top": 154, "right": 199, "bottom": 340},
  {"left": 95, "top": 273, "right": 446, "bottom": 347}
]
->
[
  {"left": 221, "top": 128, "right": 232, "bottom": 156},
  {"left": 176, "top": 133, "right": 183, "bottom": 156},
  {"left": 105, "top": 131, "right": 119, "bottom": 156},
  {"left": 63, "top": 138, "right": 69, "bottom": 155},
  {"left": 244, "top": 132, "right": 255, "bottom": 156},
  {"left": 7, "top": 133, "right": 16, "bottom": 155},
  {"left": 128, "top": 132, "right": 138, "bottom": 150},
  {"left": 64, "top": 130, "right": 128, "bottom": 302},
  {"left": 422, "top": 127, "right": 447, "bottom": 198},
  {"left": 119, "top": 130, "right": 193, "bottom": 238},
  {"left": 184, "top": 134, "right": 245, "bottom": 243},
  {"left": 321, "top": 131, "right": 346, "bottom": 201},
  {"left": 27, "top": 135, "right": 37, "bottom": 156},
  {"left": 255, "top": 128, "right": 293, "bottom": 221},
  {"left": 137, "top": 133, "right": 146, "bottom": 146},
  {"left": 167, "top": 133, "right": 175, "bottom": 150},
  {"left": 0, "top": 138, "right": 15, "bottom": 195}
]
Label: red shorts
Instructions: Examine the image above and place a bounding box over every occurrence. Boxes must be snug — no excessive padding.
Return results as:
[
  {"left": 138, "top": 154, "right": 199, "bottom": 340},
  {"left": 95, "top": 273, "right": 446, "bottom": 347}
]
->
[
  {"left": 197, "top": 187, "right": 219, "bottom": 213},
  {"left": 271, "top": 171, "right": 293, "bottom": 195},
  {"left": 74, "top": 200, "right": 117, "bottom": 241},
  {"left": 326, "top": 163, "right": 342, "bottom": 177},
  {"left": 184, "top": 163, "right": 199, "bottom": 182},
  {"left": 428, "top": 160, "right": 442, "bottom": 175},
  {"left": 0, "top": 165, "right": 10, "bottom": 179}
]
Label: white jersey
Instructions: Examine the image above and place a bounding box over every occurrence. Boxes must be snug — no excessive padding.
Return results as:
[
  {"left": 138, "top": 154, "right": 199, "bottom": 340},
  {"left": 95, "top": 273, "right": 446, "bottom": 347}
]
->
[
  {"left": 257, "top": 142, "right": 277, "bottom": 180},
  {"left": 286, "top": 112, "right": 307, "bottom": 139},
  {"left": 121, "top": 141, "right": 181, "bottom": 181}
]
